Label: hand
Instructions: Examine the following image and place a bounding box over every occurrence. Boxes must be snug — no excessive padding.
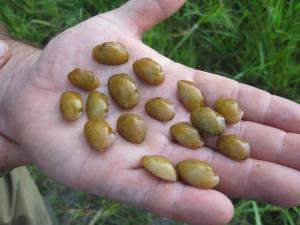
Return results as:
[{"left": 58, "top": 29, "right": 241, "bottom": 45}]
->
[{"left": 1, "top": 1, "right": 300, "bottom": 225}]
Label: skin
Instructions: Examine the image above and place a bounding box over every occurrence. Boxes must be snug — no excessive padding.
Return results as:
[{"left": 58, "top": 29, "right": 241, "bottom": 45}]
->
[
  {"left": 0, "top": 27, "right": 31, "bottom": 175},
  {"left": 0, "top": 1, "right": 300, "bottom": 224}
]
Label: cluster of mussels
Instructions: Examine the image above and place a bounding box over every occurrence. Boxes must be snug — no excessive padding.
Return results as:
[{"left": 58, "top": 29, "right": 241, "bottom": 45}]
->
[{"left": 59, "top": 42, "right": 250, "bottom": 189}]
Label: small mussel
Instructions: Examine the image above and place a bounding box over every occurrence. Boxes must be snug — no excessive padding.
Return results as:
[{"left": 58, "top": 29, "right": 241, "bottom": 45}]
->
[
  {"left": 141, "top": 155, "right": 177, "bottom": 181},
  {"left": 60, "top": 91, "right": 83, "bottom": 121},
  {"left": 86, "top": 91, "right": 109, "bottom": 120},
  {"left": 214, "top": 98, "right": 244, "bottom": 123},
  {"left": 177, "top": 80, "right": 205, "bottom": 111},
  {"left": 84, "top": 119, "right": 115, "bottom": 151},
  {"left": 92, "top": 42, "right": 129, "bottom": 65},
  {"left": 133, "top": 58, "right": 165, "bottom": 85},
  {"left": 108, "top": 74, "right": 139, "bottom": 109},
  {"left": 170, "top": 122, "right": 204, "bottom": 149},
  {"left": 176, "top": 159, "right": 219, "bottom": 189},
  {"left": 190, "top": 107, "right": 225, "bottom": 136},
  {"left": 217, "top": 135, "right": 250, "bottom": 160},
  {"left": 68, "top": 68, "right": 99, "bottom": 91},
  {"left": 145, "top": 97, "right": 175, "bottom": 121},
  {"left": 117, "top": 113, "right": 147, "bottom": 143}
]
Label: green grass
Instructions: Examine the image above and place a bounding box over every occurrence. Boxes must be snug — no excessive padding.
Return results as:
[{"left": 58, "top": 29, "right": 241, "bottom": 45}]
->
[{"left": 1, "top": 0, "right": 300, "bottom": 224}]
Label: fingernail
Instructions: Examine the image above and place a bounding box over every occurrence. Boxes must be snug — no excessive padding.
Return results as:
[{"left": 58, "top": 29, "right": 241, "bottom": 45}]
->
[{"left": 0, "top": 40, "right": 8, "bottom": 58}]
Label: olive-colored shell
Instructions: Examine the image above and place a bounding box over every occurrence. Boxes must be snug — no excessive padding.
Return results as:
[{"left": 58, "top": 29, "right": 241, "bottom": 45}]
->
[
  {"left": 133, "top": 58, "right": 165, "bottom": 85},
  {"left": 177, "top": 80, "right": 205, "bottom": 111},
  {"left": 214, "top": 98, "right": 244, "bottom": 123},
  {"left": 86, "top": 91, "right": 109, "bottom": 120},
  {"left": 217, "top": 135, "right": 250, "bottom": 160},
  {"left": 117, "top": 113, "right": 147, "bottom": 143},
  {"left": 176, "top": 160, "right": 219, "bottom": 189},
  {"left": 108, "top": 74, "right": 139, "bottom": 109},
  {"left": 84, "top": 119, "right": 115, "bottom": 151},
  {"left": 170, "top": 122, "right": 204, "bottom": 149},
  {"left": 141, "top": 155, "right": 177, "bottom": 181},
  {"left": 92, "top": 42, "right": 129, "bottom": 65},
  {"left": 59, "top": 91, "right": 83, "bottom": 121},
  {"left": 190, "top": 107, "right": 225, "bottom": 136},
  {"left": 145, "top": 97, "right": 175, "bottom": 121},
  {"left": 67, "top": 68, "right": 99, "bottom": 91}
]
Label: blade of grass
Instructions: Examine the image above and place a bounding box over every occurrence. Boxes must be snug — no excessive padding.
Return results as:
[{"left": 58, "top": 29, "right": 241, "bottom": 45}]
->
[
  {"left": 88, "top": 209, "right": 102, "bottom": 225},
  {"left": 251, "top": 201, "right": 263, "bottom": 225}
]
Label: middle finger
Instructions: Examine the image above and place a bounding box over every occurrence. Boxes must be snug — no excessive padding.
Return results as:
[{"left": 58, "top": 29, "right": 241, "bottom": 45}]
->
[{"left": 204, "top": 120, "right": 300, "bottom": 171}]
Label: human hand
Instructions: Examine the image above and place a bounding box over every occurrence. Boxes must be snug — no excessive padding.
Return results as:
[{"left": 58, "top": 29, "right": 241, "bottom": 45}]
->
[{"left": 1, "top": 1, "right": 300, "bottom": 224}]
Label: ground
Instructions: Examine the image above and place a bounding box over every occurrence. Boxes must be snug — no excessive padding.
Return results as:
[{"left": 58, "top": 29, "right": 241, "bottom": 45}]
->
[{"left": 0, "top": 0, "right": 300, "bottom": 224}]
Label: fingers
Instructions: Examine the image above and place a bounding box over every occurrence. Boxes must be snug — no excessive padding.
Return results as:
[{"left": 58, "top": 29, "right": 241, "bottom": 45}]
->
[
  {"left": 107, "top": 169, "right": 234, "bottom": 225},
  {"left": 107, "top": 0, "right": 185, "bottom": 36},
  {"left": 0, "top": 40, "right": 11, "bottom": 68},
  {"left": 193, "top": 70, "right": 300, "bottom": 134},
  {"left": 0, "top": 134, "right": 31, "bottom": 172},
  {"left": 77, "top": 150, "right": 233, "bottom": 225},
  {"left": 170, "top": 147, "right": 300, "bottom": 207},
  {"left": 204, "top": 121, "right": 300, "bottom": 171}
]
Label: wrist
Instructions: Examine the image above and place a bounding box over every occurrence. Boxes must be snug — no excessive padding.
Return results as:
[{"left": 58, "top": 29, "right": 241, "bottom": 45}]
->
[
  {"left": 0, "top": 135, "right": 32, "bottom": 175},
  {"left": 0, "top": 27, "right": 41, "bottom": 141}
]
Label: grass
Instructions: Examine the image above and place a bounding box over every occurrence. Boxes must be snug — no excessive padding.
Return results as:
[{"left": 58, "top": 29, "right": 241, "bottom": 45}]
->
[{"left": 1, "top": 0, "right": 300, "bottom": 224}]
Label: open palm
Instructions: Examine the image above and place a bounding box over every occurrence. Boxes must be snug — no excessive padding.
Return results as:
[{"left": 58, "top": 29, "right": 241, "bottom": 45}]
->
[{"left": 3, "top": 1, "right": 300, "bottom": 225}]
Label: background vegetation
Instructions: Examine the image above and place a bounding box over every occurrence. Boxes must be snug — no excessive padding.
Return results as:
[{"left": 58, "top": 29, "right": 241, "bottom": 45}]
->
[{"left": 1, "top": 0, "right": 299, "bottom": 224}]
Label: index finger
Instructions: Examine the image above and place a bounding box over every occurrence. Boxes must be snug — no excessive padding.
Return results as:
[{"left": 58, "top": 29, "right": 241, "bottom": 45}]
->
[{"left": 193, "top": 70, "right": 300, "bottom": 133}]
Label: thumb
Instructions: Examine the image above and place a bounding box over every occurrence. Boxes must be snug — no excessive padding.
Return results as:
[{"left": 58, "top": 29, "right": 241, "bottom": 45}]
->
[
  {"left": 109, "top": 0, "right": 185, "bottom": 36},
  {"left": 0, "top": 40, "right": 10, "bottom": 68}
]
